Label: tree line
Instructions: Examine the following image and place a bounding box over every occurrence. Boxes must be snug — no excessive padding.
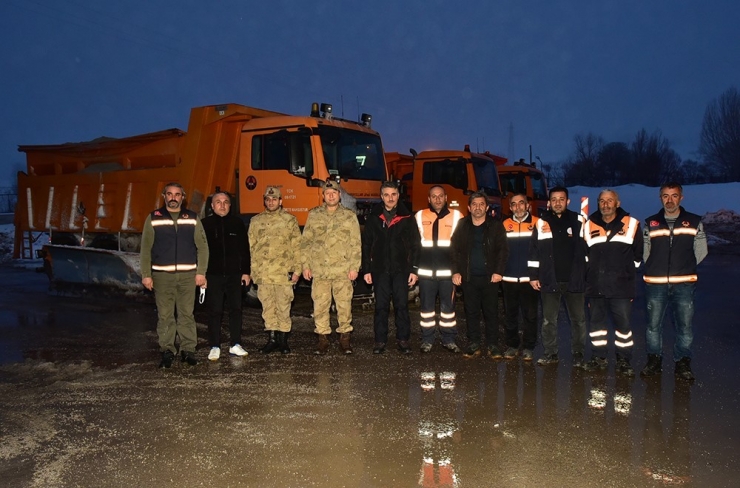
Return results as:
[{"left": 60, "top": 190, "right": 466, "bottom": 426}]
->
[{"left": 546, "top": 86, "right": 740, "bottom": 187}]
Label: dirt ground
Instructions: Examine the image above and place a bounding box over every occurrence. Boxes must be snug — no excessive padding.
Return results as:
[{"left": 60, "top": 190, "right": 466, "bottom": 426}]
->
[{"left": 1, "top": 235, "right": 739, "bottom": 487}]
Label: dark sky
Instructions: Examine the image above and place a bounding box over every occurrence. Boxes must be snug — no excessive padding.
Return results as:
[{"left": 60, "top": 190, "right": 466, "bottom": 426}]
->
[{"left": 2, "top": 0, "right": 738, "bottom": 185}]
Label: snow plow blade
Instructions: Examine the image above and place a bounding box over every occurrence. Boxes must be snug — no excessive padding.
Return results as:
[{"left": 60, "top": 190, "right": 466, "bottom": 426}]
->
[{"left": 42, "top": 245, "right": 145, "bottom": 295}]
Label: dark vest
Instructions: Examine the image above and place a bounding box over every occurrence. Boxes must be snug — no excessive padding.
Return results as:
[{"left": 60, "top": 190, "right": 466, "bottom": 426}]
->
[
  {"left": 644, "top": 208, "right": 701, "bottom": 284},
  {"left": 150, "top": 207, "right": 198, "bottom": 272}
]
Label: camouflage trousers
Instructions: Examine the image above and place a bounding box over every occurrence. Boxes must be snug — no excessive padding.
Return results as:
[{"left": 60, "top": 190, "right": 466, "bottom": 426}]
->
[
  {"left": 311, "top": 278, "right": 354, "bottom": 335},
  {"left": 257, "top": 283, "right": 294, "bottom": 332}
]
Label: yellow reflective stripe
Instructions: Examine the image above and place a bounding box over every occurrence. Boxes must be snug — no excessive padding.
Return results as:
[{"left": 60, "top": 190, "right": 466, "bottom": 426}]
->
[
  {"left": 440, "top": 312, "right": 455, "bottom": 319},
  {"left": 528, "top": 260, "right": 539, "bottom": 267},
  {"left": 506, "top": 231, "right": 534, "bottom": 238},
  {"left": 420, "top": 311, "right": 435, "bottom": 318},
  {"left": 151, "top": 220, "right": 174, "bottom": 227},
  {"left": 152, "top": 263, "right": 197, "bottom": 272},
  {"left": 648, "top": 229, "right": 671, "bottom": 237},
  {"left": 176, "top": 219, "right": 196, "bottom": 225},
  {"left": 590, "top": 330, "right": 607, "bottom": 338},
  {"left": 615, "top": 330, "right": 632, "bottom": 340},
  {"left": 673, "top": 228, "right": 697, "bottom": 236},
  {"left": 439, "top": 321, "right": 457, "bottom": 327},
  {"left": 419, "top": 269, "right": 452, "bottom": 277},
  {"left": 615, "top": 340, "right": 634, "bottom": 348},
  {"left": 503, "top": 276, "right": 530, "bottom": 283},
  {"left": 643, "top": 274, "right": 698, "bottom": 283},
  {"left": 592, "top": 340, "right": 608, "bottom": 347},
  {"left": 420, "top": 321, "right": 436, "bottom": 328}
]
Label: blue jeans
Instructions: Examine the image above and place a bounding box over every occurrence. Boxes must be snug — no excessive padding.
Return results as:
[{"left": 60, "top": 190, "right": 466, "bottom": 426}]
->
[{"left": 645, "top": 283, "right": 695, "bottom": 361}]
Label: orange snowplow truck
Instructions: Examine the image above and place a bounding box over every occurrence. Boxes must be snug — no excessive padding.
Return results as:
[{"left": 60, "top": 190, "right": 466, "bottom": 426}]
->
[
  {"left": 385, "top": 145, "right": 503, "bottom": 217},
  {"left": 14, "top": 102, "right": 386, "bottom": 291},
  {"left": 496, "top": 158, "right": 549, "bottom": 217}
]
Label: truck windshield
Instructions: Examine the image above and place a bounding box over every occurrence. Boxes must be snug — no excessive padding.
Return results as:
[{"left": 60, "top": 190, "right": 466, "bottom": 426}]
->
[
  {"left": 472, "top": 158, "right": 501, "bottom": 196},
  {"left": 317, "top": 127, "right": 386, "bottom": 181},
  {"left": 530, "top": 172, "right": 548, "bottom": 201}
]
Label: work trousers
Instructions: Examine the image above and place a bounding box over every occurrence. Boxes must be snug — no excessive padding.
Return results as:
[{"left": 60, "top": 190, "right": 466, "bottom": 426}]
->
[
  {"left": 152, "top": 270, "right": 197, "bottom": 354},
  {"left": 419, "top": 278, "right": 457, "bottom": 345},
  {"left": 502, "top": 281, "right": 539, "bottom": 350},
  {"left": 588, "top": 297, "right": 634, "bottom": 360},
  {"left": 312, "top": 278, "right": 354, "bottom": 335},
  {"left": 257, "top": 283, "right": 294, "bottom": 333},
  {"left": 461, "top": 276, "right": 500, "bottom": 347},
  {"left": 540, "top": 283, "right": 587, "bottom": 356},
  {"left": 645, "top": 283, "right": 695, "bottom": 361},
  {"left": 372, "top": 272, "right": 411, "bottom": 343},
  {"left": 206, "top": 273, "right": 243, "bottom": 348}
]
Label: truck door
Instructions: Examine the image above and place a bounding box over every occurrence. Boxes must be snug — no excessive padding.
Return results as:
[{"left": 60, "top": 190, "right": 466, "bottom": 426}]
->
[{"left": 239, "top": 128, "right": 320, "bottom": 225}]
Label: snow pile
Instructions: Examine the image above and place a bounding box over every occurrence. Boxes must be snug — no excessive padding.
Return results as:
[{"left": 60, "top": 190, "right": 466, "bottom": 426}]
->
[
  {"left": 703, "top": 209, "right": 740, "bottom": 225},
  {"left": 0, "top": 223, "right": 13, "bottom": 263}
]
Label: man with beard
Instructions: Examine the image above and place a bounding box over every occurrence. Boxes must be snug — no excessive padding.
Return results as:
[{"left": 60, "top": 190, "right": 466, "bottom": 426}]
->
[
  {"left": 249, "top": 186, "right": 302, "bottom": 355},
  {"left": 140, "top": 182, "right": 209, "bottom": 368},
  {"left": 302, "top": 180, "right": 361, "bottom": 355},
  {"left": 362, "top": 181, "right": 420, "bottom": 355},
  {"left": 529, "top": 186, "right": 587, "bottom": 368},
  {"left": 583, "top": 189, "right": 642, "bottom": 376},
  {"left": 450, "top": 192, "right": 508, "bottom": 358},
  {"left": 415, "top": 186, "right": 463, "bottom": 353},
  {"left": 641, "top": 182, "right": 707, "bottom": 381},
  {"left": 501, "top": 193, "right": 540, "bottom": 361},
  {"left": 201, "top": 191, "right": 251, "bottom": 361}
]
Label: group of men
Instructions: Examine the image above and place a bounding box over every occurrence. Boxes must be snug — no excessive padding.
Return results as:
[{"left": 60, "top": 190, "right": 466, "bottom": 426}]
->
[{"left": 140, "top": 179, "right": 706, "bottom": 381}]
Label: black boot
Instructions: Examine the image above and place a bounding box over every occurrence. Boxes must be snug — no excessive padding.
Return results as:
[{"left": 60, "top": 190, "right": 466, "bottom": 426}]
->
[
  {"left": 260, "top": 331, "right": 281, "bottom": 354},
  {"left": 278, "top": 331, "right": 291, "bottom": 354},
  {"left": 675, "top": 357, "right": 695, "bottom": 381},
  {"left": 640, "top": 354, "right": 662, "bottom": 377}
]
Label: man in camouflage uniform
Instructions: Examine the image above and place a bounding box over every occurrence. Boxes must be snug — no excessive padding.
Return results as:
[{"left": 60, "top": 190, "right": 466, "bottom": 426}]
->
[
  {"left": 248, "top": 186, "right": 302, "bottom": 354},
  {"left": 302, "top": 180, "right": 362, "bottom": 355}
]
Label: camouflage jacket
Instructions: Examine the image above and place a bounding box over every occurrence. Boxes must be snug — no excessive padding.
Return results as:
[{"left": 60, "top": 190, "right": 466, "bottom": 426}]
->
[
  {"left": 248, "top": 208, "right": 301, "bottom": 285},
  {"left": 301, "top": 204, "right": 361, "bottom": 279}
]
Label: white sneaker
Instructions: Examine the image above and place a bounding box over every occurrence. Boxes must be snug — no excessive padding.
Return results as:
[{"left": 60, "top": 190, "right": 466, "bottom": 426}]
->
[
  {"left": 229, "top": 344, "right": 248, "bottom": 357},
  {"left": 208, "top": 347, "right": 220, "bottom": 361}
]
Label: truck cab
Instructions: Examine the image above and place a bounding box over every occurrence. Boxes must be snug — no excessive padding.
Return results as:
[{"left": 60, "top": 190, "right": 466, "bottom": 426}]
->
[
  {"left": 496, "top": 158, "right": 549, "bottom": 217},
  {"left": 386, "top": 146, "right": 503, "bottom": 217}
]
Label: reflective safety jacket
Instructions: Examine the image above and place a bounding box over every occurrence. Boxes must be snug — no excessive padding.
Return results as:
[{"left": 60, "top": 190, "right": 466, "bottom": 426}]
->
[
  {"left": 583, "top": 208, "right": 642, "bottom": 298},
  {"left": 415, "top": 205, "right": 462, "bottom": 278},
  {"left": 502, "top": 213, "right": 539, "bottom": 282},
  {"left": 643, "top": 207, "right": 702, "bottom": 284},
  {"left": 149, "top": 206, "right": 203, "bottom": 273}
]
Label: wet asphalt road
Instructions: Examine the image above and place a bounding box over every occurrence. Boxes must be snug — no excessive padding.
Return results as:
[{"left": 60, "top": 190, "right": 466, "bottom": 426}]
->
[{"left": 1, "top": 251, "right": 739, "bottom": 487}]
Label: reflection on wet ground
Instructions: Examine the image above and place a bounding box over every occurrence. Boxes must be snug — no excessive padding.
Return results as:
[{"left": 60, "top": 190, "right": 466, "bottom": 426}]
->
[{"left": 1, "top": 256, "right": 739, "bottom": 487}]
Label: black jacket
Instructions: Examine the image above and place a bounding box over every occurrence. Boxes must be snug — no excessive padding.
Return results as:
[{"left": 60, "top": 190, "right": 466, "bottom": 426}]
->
[
  {"left": 201, "top": 213, "right": 250, "bottom": 276},
  {"left": 528, "top": 209, "right": 587, "bottom": 292},
  {"left": 584, "top": 207, "right": 642, "bottom": 298},
  {"left": 361, "top": 202, "right": 420, "bottom": 276},
  {"left": 450, "top": 215, "right": 508, "bottom": 282}
]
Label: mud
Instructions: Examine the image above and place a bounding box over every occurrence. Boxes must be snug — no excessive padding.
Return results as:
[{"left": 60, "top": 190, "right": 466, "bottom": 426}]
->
[{"left": 1, "top": 251, "right": 739, "bottom": 487}]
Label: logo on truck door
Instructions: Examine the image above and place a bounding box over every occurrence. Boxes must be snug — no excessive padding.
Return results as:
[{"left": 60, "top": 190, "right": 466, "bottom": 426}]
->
[{"left": 245, "top": 175, "right": 257, "bottom": 190}]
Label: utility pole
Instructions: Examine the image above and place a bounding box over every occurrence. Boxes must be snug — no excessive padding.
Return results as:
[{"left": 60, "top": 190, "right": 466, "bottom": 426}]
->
[{"left": 507, "top": 123, "right": 515, "bottom": 163}]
